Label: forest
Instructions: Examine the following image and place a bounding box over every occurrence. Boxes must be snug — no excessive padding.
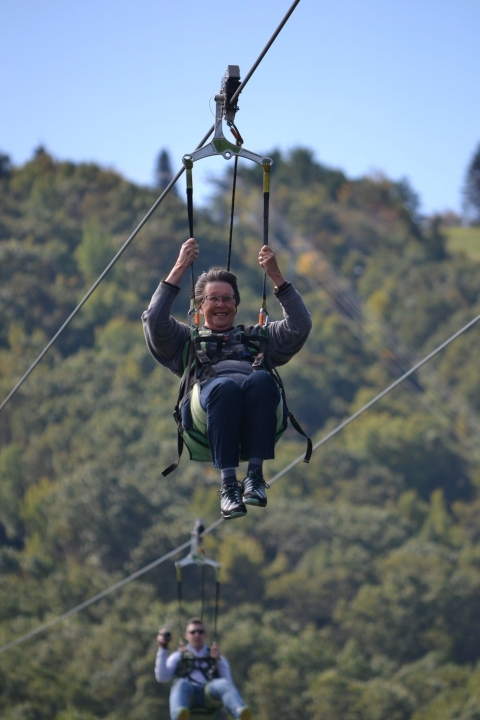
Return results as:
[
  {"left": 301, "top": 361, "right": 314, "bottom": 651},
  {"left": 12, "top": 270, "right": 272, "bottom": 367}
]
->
[{"left": 1, "top": 144, "right": 480, "bottom": 719}]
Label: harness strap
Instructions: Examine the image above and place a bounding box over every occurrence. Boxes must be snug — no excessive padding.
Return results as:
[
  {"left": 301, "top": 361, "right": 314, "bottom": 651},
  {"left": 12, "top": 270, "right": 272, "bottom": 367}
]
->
[
  {"left": 183, "top": 155, "right": 199, "bottom": 327},
  {"left": 176, "top": 650, "right": 218, "bottom": 684},
  {"left": 287, "top": 411, "right": 312, "bottom": 463},
  {"left": 259, "top": 161, "right": 272, "bottom": 327},
  {"left": 161, "top": 337, "right": 197, "bottom": 477},
  {"left": 271, "top": 368, "right": 312, "bottom": 463},
  {"left": 161, "top": 418, "right": 185, "bottom": 477}
]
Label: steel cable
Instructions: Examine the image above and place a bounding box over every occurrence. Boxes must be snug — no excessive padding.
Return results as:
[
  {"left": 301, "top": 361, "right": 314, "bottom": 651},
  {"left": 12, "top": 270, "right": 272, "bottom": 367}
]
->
[
  {"left": 1, "top": 306, "right": 479, "bottom": 656},
  {"left": 0, "top": 0, "right": 303, "bottom": 414}
]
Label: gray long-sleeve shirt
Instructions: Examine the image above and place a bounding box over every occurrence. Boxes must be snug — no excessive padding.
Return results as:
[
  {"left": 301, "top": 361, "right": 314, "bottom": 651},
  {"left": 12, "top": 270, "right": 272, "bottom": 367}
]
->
[{"left": 142, "top": 280, "right": 312, "bottom": 377}]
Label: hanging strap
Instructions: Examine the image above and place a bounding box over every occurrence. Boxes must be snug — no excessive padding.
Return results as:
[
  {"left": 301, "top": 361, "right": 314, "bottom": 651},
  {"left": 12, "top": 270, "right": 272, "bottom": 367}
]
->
[
  {"left": 200, "top": 563, "right": 206, "bottom": 623},
  {"left": 213, "top": 566, "right": 221, "bottom": 644},
  {"left": 176, "top": 564, "right": 183, "bottom": 647},
  {"left": 272, "top": 367, "right": 312, "bottom": 463},
  {"left": 161, "top": 335, "right": 198, "bottom": 477},
  {"left": 226, "top": 123, "right": 243, "bottom": 272},
  {"left": 259, "top": 160, "right": 272, "bottom": 326},
  {"left": 161, "top": 424, "right": 185, "bottom": 478},
  {"left": 183, "top": 155, "right": 199, "bottom": 327},
  {"left": 227, "top": 155, "right": 238, "bottom": 272}
]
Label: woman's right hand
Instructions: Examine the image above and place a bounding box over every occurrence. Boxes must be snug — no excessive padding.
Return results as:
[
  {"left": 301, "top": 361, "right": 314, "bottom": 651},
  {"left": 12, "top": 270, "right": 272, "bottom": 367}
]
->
[
  {"left": 165, "top": 238, "right": 199, "bottom": 285},
  {"left": 176, "top": 238, "right": 199, "bottom": 269}
]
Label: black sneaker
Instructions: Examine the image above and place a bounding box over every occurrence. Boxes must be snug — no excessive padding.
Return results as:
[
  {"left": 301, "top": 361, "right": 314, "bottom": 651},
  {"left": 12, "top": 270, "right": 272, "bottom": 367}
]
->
[
  {"left": 242, "top": 469, "right": 270, "bottom": 507},
  {"left": 217, "top": 482, "right": 247, "bottom": 520}
]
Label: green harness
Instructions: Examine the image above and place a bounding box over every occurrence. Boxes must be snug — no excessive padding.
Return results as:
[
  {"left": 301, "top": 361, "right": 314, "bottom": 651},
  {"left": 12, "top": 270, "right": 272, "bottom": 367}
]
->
[
  {"left": 175, "top": 648, "right": 219, "bottom": 683},
  {"left": 161, "top": 324, "right": 311, "bottom": 477}
]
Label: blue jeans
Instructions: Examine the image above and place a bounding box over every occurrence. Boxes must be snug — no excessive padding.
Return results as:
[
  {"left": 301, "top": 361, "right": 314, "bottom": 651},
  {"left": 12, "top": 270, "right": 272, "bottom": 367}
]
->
[
  {"left": 169, "top": 677, "right": 246, "bottom": 719},
  {"left": 183, "top": 370, "right": 282, "bottom": 469}
]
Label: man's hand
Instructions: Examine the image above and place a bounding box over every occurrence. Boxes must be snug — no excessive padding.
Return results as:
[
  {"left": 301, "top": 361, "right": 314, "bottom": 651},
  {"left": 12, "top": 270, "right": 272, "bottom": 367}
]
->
[
  {"left": 210, "top": 642, "right": 220, "bottom": 660},
  {"left": 258, "top": 245, "right": 286, "bottom": 288},
  {"left": 157, "top": 629, "right": 172, "bottom": 649},
  {"left": 165, "top": 238, "right": 199, "bottom": 285}
]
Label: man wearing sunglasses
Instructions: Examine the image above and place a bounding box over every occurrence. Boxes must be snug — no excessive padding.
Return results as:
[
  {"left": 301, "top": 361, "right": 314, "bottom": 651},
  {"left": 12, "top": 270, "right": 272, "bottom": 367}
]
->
[
  {"left": 155, "top": 617, "right": 251, "bottom": 720},
  {"left": 143, "top": 237, "right": 312, "bottom": 519}
]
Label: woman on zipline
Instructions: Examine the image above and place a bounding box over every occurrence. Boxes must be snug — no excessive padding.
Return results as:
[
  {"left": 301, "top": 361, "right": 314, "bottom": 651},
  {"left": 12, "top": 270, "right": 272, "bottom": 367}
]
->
[{"left": 142, "top": 237, "right": 311, "bottom": 519}]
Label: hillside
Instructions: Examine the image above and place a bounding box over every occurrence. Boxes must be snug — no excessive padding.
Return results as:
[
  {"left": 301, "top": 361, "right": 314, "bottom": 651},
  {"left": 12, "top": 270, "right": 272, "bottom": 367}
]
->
[{"left": 1, "top": 147, "right": 480, "bottom": 720}]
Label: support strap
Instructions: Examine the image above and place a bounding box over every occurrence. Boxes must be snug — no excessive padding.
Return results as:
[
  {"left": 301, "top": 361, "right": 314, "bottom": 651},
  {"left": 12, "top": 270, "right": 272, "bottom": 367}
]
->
[
  {"left": 227, "top": 155, "right": 238, "bottom": 272},
  {"left": 226, "top": 123, "right": 243, "bottom": 272},
  {"left": 200, "top": 563, "right": 206, "bottom": 622},
  {"left": 183, "top": 155, "right": 199, "bottom": 327},
  {"left": 260, "top": 160, "right": 272, "bottom": 326},
  {"left": 272, "top": 367, "right": 312, "bottom": 463},
  {"left": 213, "top": 566, "right": 221, "bottom": 644},
  {"left": 176, "top": 564, "right": 183, "bottom": 646},
  {"left": 161, "top": 423, "right": 185, "bottom": 477}
]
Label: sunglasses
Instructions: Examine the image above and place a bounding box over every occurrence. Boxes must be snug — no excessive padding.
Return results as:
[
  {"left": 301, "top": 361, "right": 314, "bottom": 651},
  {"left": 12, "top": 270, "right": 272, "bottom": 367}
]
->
[{"left": 187, "top": 629, "right": 205, "bottom": 635}]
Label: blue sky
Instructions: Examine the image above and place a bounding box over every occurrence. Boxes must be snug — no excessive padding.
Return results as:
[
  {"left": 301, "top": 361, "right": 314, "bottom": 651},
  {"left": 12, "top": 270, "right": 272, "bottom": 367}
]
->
[{"left": 1, "top": 0, "right": 479, "bottom": 215}]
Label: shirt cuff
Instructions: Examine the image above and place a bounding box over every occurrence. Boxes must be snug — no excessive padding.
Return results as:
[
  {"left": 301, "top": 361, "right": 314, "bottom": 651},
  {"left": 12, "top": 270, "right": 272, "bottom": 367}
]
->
[
  {"left": 274, "top": 281, "right": 291, "bottom": 295},
  {"left": 162, "top": 280, "right": 181, "bottom": 290}
]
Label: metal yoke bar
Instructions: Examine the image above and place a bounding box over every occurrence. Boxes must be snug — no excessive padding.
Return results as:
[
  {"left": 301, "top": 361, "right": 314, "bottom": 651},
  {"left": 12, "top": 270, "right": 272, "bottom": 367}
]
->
[
  {"left": 184, "top": 90, "right": 271, "bottom": 167},
  {"left": 175, "top": 519, "right": 221, "bottom": 570}
]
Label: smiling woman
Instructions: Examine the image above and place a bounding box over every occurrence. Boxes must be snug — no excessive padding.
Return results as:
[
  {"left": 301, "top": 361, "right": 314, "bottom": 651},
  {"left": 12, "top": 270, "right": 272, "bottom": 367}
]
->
[
  {"left": 142, "top": 236, "right": 312, "bottom": 520},
  {"left": 197, "top": 279, "right": 238, "bottom": 333}
]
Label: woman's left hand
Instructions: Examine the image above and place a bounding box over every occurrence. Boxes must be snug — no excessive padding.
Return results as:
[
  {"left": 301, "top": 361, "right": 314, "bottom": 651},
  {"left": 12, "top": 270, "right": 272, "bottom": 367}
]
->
[{"left": 258, "top": 245, "right": 286, "bottom": 287}]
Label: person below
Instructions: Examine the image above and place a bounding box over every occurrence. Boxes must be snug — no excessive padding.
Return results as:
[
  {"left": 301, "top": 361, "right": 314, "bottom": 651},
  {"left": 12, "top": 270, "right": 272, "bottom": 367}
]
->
[{"left": 155, "top": 617, "right": 251, "bottom": 720}]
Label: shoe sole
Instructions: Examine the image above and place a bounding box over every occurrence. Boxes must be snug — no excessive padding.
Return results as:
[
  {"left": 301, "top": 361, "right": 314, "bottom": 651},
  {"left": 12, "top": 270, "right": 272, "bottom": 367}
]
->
[
  {"left": 243, "top": 496, "right": 267, "bottom": 507},
  {"left": 177, "top": 709, "right": 190, "bottom": 720},
  {"left": 222, "top": 508, "right": 247, "bottom": 520},
  {"left": 237, "top": 708, "right": 252, "bottom": 720}
]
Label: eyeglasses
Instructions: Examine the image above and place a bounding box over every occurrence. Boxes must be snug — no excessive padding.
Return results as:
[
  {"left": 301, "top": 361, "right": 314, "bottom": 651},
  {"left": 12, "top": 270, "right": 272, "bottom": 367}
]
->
[
  {"left": 202, "top": 295, "right": 236, "bottom": 305},
  {"left": 187, "top": 629, "right": 205, "bottom": 635}
]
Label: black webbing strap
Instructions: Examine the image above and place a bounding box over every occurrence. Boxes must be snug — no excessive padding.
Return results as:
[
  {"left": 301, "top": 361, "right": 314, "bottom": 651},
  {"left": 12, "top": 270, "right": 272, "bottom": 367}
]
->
[
  {"left": 183, "top": 155, "right": 197, "bottom": 316},
  {"left": 161, "top": 337, "right": 197, "bottom": 477},
  {"left": 213, "top": 567, "right": 221, "bottom": 643},
  {"left": 200, "top": 563, "right": 205, "bottom": 622},
  {"left": 260, "top": 160, "right": 272, "bottom": 323},
  {"left": 176, "top": 564, "right": 183, "bottom": 645},
  {"left": 227, "top": 155, "right": 238, "bottom": 272},
  {"left": 161, "top": 424, "right": 184, "bottom": 477},
  {"left": 272, "top": 367, "right": 312, "bottom": 463},
  {"left": 287, "top": 411, "right": 313, "bottom": 463},
  {"left": 227, "top": 123, "right": 243, "bottom": 272}
]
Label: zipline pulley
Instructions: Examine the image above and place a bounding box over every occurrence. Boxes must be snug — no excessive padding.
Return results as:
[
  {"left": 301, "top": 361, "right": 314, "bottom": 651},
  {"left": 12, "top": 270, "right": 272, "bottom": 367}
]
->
[
  {"left": 175, "top": 519, "right": 221, "bottom": 645},
  {"left": 182, "top": 65, "right": 273, "bottom": 322},
  {"left": 183, "top": 65, "right": 271, "bottom": 167}
]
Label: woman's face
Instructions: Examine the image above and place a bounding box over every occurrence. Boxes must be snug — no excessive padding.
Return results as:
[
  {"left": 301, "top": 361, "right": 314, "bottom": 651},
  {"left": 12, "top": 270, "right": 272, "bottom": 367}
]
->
[{"left": 199, "top": 281, "right": 236, "bottom": 331}]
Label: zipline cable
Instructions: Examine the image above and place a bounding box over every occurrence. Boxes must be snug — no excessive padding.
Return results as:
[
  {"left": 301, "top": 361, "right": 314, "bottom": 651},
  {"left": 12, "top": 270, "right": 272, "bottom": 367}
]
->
[
  {"left": 0, "top": 537, "right": 190, "bottom": 655},
  {"left": 1, "top": 306, "right": 479, "bottom": 656},
  {"left": 266, "top": 308, "right": 480, "bottom": 487},
  {"left": 0, "top": 0, "right": 303, "bottom": 415},
  {"left": 227, "top": 0, "right": 301, "bottom": 109},
  {"left": 0, "top": 162, "right": 194, "bottom": 415}
]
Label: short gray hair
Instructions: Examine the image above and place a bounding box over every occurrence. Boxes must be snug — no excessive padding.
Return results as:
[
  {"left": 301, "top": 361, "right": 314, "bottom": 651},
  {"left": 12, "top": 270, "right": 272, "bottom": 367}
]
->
[{"left": 195, "top": 267, "right": 241, "bottom": 307}]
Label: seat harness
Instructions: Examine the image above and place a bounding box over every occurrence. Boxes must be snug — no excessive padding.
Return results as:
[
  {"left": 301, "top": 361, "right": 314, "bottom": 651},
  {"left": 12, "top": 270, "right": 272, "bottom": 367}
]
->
[
  {"left": 161, "top": 325, "right": 312, "bottom": 477},
  {"left": 175, "top": 648, "right": 219, "bottom": 685}
]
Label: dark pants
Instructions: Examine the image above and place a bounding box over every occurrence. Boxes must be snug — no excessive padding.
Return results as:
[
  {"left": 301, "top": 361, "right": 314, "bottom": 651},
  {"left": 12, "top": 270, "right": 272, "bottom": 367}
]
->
[{"left": 188, "top": 370, "right": 281, "bottom": 469}]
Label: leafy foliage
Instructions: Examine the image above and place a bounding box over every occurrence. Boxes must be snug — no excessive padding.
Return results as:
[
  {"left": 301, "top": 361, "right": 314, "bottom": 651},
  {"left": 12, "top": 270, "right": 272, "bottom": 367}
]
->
[{"left": 1, "top": 147, "right": 480, "bottom": 718}]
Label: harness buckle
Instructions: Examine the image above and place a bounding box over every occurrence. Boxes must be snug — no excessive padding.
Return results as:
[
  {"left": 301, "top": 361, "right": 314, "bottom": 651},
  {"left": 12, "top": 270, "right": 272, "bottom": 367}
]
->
[{"left": 252, "top": 352, "right": 265, "bottom": 369}]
